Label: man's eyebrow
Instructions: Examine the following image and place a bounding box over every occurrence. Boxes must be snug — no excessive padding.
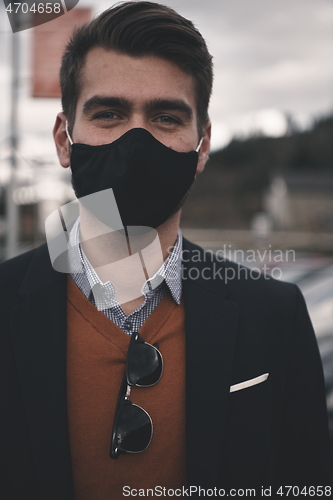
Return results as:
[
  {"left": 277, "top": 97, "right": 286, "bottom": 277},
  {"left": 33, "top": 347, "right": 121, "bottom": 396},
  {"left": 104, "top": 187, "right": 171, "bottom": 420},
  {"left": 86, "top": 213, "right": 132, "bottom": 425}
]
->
[
  {"left": 145, "top": 99, "right": 193, "bottom": 119},
  {"left": 82, "top": 96, "right": 193, "bottom": 119},
  {"left": 82, "top": 96, "right": 132, "bottom": 114}
]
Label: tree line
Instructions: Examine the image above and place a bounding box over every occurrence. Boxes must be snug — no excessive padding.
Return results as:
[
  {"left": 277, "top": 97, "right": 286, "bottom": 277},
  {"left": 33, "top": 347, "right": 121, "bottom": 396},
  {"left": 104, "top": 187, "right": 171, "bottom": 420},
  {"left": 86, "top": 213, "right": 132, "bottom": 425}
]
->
[{"left": 181, "top": 114, "right": 333, "bottom": 229}]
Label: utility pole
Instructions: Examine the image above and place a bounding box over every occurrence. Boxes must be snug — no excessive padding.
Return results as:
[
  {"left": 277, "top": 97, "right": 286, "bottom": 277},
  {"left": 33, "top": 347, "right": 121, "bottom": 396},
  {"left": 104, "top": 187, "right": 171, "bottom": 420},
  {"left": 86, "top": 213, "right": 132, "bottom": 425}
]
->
[{"left": 5, "top": 16, "right": 20, "bottom": 260}]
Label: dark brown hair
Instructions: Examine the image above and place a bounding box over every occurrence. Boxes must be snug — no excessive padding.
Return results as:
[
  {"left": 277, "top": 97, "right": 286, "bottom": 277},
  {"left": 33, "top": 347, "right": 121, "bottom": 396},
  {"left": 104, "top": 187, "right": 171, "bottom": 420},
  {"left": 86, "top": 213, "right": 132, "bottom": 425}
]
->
[{"left": 60, "top": 1, "right": 213, "bottom": 136}]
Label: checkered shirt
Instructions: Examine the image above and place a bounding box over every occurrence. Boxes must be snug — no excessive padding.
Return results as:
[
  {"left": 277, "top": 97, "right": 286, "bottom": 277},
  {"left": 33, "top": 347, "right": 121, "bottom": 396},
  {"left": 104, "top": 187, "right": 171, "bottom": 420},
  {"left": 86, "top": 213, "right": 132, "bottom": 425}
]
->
[{"left": 68, "top": 218, "right": 182, "bottom": 335}]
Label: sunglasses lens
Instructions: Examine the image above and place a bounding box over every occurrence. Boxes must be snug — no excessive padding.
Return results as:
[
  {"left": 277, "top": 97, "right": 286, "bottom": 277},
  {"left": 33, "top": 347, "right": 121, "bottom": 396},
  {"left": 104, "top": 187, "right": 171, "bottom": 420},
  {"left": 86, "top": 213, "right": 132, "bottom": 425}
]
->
[
  {"left": 128, "top": 343, "right": 163, "bottom": 386},
  {"left": 116, "top": 403, "right": 152, "bottom": 453}
]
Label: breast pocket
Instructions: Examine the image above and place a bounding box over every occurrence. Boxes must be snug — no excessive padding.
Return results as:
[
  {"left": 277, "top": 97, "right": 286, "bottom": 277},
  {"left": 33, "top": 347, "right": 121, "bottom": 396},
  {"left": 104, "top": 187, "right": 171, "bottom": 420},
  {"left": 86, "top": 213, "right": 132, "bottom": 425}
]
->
[{"left": 228, "top": 375, "right": 271, "bottom": 415}]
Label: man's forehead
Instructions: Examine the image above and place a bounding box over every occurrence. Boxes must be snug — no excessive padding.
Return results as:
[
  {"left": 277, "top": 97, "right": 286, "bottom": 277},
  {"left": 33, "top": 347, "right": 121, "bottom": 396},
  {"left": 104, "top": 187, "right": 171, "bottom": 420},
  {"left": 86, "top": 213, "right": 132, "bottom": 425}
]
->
[{"left": 77, "top": 47, "right": 197, "bottom": 108}]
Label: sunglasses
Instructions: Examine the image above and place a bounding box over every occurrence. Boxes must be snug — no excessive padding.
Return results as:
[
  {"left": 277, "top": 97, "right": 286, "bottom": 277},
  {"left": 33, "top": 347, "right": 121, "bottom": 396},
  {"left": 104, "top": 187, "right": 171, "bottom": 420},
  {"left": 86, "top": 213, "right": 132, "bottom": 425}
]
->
[{"left": 110, "top": 332, "right": 163, "bottom": 459}]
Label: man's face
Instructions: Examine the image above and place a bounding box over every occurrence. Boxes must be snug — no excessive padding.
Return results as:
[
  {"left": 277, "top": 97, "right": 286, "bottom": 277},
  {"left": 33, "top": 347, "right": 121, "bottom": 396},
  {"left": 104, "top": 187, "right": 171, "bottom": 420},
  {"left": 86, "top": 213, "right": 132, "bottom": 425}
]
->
[{"left": 55, "top": 47, "right": 210, "bottom": 174}]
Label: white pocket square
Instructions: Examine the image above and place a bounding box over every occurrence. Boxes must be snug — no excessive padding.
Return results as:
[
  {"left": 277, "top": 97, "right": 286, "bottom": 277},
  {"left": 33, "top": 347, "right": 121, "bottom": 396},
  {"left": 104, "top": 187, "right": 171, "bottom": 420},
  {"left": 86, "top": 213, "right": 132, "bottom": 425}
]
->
[{"left": 230, "top": 373, "right": 269, "bottom": 393}]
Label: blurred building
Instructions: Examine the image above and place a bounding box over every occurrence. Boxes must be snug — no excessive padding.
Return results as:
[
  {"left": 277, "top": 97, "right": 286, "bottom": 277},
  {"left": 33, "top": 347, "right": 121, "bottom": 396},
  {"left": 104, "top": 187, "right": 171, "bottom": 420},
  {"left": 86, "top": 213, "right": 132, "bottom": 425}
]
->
[
  {"left": 0, "top": 148, "right": 74, "bottom": 258},
  {"left": 264, "top": 174, "right": 333, "bottom": 231}
]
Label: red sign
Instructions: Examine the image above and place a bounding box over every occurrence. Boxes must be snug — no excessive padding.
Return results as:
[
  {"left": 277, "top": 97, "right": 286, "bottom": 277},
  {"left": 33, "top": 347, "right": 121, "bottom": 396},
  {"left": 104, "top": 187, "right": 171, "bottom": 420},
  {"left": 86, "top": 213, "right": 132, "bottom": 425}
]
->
[{"left": 32, "top": 8, "right": 92, "bottom": 97}]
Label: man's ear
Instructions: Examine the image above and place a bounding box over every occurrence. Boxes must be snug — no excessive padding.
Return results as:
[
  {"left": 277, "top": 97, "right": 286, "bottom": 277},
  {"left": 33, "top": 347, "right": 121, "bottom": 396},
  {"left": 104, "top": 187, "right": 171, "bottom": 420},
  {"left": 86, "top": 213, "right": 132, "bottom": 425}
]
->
[
  {"left": 53, "top": 112, "right": 71, "bottom": 168},
  {"left": 196, "top": 120, "right": 211, "bottom": 174}
]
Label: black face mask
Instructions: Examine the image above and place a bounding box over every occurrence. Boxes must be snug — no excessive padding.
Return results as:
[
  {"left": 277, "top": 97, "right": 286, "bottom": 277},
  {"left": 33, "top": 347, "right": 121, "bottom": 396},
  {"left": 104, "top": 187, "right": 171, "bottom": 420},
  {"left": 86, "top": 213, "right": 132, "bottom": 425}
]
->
[{"left": 67, "top": 127, "right": 202, "bottom": 229}]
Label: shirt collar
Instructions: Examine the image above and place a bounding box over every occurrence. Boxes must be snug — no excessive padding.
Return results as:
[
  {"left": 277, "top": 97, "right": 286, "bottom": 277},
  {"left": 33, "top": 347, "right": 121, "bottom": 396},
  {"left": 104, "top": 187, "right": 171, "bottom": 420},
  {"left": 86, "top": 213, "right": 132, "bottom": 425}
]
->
[{"left": 68, "top": 218, "right": 182, "bottom": 308}]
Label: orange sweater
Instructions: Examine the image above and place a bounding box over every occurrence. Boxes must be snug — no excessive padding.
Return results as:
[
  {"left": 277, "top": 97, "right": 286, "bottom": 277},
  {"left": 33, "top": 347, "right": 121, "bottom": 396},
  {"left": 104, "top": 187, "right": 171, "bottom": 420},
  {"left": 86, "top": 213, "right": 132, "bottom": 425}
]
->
[{"left": 66, "top": 277, "right": 187, "bottom": 500}]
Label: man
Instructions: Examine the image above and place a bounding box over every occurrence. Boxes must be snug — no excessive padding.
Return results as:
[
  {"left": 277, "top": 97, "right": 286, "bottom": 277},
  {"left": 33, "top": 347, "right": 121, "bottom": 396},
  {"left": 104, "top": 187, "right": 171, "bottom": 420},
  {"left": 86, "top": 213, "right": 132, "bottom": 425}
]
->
[{"left": 0, "top": 2, "right": 332, "bottom": 499}]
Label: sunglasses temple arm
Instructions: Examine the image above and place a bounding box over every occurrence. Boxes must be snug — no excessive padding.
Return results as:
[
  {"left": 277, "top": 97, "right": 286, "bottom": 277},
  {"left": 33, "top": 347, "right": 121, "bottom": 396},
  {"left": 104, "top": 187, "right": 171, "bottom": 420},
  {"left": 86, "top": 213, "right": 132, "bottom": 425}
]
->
[
  {"left": 114, "top": 372, "right": 128, "bottom": 416},
  {"left": 110, "top": 371, "right": 130, "bottom": 459}
]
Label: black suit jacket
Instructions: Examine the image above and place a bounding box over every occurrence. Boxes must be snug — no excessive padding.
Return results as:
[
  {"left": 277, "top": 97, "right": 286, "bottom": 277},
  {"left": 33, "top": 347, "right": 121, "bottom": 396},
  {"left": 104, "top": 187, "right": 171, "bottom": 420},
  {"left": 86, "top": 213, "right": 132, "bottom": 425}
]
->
[{"left": 0, "top": 238, "right": 332, "bottom": 499}]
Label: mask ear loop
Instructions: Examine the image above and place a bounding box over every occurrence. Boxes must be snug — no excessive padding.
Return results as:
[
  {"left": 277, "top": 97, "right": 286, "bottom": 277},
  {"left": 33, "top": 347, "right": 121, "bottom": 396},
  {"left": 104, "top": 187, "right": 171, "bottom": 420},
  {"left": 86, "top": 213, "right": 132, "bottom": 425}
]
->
[
  {"left": 65, "top": 120, "right": 73, "bottom": 146},
  {"left": 193, "top": 137, "right": 204, "bottom": 180},
  {"left": 195, "top": 137, "right": 204, "bottom": 153}
]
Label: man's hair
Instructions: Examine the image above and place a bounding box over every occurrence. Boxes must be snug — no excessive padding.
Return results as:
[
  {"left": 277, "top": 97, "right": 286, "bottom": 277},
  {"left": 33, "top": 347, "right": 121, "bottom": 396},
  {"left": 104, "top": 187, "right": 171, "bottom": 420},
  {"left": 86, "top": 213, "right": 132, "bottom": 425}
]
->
[{"left": 60, "top": 1, "right": 213, "bottom": 136}]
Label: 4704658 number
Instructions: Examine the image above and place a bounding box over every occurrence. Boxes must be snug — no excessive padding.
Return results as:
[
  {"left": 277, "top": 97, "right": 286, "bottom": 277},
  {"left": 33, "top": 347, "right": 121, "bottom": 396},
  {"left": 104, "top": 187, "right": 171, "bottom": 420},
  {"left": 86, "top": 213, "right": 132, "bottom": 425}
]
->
[
  {"left": 276, "top": 486, "right": 331, "bottom": 496},
  {"left": 5, "top": 3, "right": 62, "bottom": 14}
]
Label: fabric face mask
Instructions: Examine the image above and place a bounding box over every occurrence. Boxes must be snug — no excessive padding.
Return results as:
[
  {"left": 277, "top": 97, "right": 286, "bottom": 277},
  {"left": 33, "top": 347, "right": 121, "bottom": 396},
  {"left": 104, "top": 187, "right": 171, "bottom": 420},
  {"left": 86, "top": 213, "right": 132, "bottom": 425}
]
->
[{"left": 66, "top": 126, "right": 203, "bottom": 229}]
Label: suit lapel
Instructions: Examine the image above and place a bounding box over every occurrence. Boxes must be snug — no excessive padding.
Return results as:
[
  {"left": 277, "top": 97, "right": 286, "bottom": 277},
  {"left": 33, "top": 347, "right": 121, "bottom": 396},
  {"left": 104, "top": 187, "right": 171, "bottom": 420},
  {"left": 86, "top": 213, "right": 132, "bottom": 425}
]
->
[
  {"left": 182, "top": 238, "right": 239, "bottom": 489},
  {"left": 9, "top": 244, "right": 73, "bottom": 500}
]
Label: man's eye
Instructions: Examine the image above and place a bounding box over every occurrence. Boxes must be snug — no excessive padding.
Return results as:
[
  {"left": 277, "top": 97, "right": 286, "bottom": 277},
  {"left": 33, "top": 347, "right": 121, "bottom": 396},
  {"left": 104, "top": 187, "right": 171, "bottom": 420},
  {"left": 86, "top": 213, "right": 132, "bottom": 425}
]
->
[
  {"left": 156, "top": 115, "right": 180, "bottom": 124},
  {"left": 95, "top": 111, "right": 120, "bottom": 120}
]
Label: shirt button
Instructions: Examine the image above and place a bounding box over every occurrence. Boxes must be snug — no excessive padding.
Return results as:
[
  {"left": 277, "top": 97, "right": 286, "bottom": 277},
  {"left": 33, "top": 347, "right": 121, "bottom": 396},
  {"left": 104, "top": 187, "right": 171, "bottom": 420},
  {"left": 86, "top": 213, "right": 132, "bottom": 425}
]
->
[{"left": 123, "top": 320, "right": 132, "bottom": 329}]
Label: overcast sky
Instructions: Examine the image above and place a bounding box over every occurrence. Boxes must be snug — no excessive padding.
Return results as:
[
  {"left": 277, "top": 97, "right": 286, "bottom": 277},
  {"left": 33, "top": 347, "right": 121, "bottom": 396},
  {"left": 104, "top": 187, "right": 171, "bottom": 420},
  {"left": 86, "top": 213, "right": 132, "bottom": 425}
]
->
[{"left": 0, "top": 0, "right": 332, "bottom": 157}]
